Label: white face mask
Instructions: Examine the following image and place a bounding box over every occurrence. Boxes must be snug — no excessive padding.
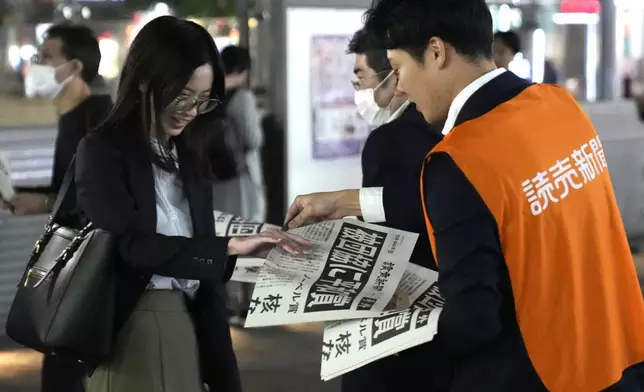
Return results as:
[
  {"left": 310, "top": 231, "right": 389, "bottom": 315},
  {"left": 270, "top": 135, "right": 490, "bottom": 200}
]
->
[
  {"left": 354, "top": 70, "right": 395, "bottom": 127},
  {"left": 24, "top": 64, "right": 66, "bottom": 99}
]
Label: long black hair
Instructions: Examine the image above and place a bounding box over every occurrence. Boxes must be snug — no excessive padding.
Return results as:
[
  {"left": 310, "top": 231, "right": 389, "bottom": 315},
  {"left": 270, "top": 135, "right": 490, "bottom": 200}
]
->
[{"left": 102, "top": 16, "right": 236, "bottom": 181}]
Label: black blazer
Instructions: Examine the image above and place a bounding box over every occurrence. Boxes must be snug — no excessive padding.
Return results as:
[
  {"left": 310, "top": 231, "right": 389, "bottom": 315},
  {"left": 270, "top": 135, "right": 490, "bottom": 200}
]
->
[
  {"left": 75, "top": 125, "right": 241, "bottom": 392},
  {"left": 16, "top": 94, "right": 113, "bottom": 228},
  {"left": 361, "top": 103, "right": 442, "bottom": 270},
  {"left": 343, "top": 104, "right": 451, "bottom": 392}
]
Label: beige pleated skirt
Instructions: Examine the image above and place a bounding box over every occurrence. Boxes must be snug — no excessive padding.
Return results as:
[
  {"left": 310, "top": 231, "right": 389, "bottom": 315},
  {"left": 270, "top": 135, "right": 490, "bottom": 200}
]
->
[{"left": 85, "top": 291, "right": 206, "bottom": 392}]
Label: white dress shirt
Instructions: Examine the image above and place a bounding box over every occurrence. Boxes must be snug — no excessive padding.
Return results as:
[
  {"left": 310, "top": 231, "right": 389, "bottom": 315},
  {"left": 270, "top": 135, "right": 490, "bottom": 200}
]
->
[
  {"left": 358, "top": 69, "right": 507, "bottom": 222},
  {"left": 147, "top": 144, "right": 200, "bottom": 298}
]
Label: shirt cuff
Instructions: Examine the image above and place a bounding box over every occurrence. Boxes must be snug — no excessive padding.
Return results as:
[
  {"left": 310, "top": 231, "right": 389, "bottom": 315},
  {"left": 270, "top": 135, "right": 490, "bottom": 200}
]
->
[{"left": 359, "top": 187, "right": 386, "bottom": 223}]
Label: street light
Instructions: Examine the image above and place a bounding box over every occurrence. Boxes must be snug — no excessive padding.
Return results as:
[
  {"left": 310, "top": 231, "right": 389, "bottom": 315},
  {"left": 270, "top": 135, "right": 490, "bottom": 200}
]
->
[
  {"left": 81, "top": 6, "right": 91, "bottom": 19},
  {"left": 54, "top": 2, "right": 92, "bottom": 22}
]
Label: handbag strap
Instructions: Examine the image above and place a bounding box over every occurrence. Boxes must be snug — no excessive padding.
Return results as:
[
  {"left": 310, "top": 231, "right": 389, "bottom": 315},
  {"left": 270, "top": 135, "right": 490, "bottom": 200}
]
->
[
  {"left": 48, "top": 105, "right": 95, "bottom": 224},
  {"left": 48, "top": 156, "right": 76, "bottom": 225}
]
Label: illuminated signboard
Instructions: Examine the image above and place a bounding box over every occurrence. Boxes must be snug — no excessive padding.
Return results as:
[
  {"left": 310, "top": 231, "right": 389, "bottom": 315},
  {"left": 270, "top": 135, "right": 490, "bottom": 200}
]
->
[{"left": 560, "top": 0, "right": 601, "bottom": 13}]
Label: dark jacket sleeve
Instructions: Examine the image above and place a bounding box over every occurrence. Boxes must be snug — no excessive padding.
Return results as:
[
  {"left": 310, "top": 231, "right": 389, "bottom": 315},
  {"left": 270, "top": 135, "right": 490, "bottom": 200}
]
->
[
  {"left": 423, "top": 152, "right": 505, "bottom": 357},
  {"left": 360, "top": 126, "right": 390, "bottom": 188},
  {"left": 378, "top": 131, "right": 441, "bottom": 230},
  {"left": 75, "top": 133, "right": 235, "bottom": 282},
  {"left": 54, "top": 97, "right": 115, "bottom": 223}
]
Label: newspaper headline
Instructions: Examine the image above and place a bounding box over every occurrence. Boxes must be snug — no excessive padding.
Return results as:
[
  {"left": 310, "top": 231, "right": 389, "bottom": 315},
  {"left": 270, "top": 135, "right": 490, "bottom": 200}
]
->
[
  {"left": 321, "top": 262, "right": 445, "bottom": 380},
  {"left": 244, "top": 219, "right": 418, "bottom": 327}
]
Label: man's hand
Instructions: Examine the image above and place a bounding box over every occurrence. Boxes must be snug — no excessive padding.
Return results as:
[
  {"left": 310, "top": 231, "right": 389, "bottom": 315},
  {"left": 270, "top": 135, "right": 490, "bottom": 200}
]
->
[
  {"left": 10, "top": 193, "right": 49, "bottom": 215},
  {"left": 284, "top": 190, "right": 361, "bottom": 229}
]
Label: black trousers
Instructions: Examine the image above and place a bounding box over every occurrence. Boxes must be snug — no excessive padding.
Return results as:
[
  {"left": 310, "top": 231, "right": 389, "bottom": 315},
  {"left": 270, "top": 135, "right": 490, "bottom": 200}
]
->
[
  {"left": 41, "top": 354, "right": 85, "bottom": 392},
  {"left": 341, "top": 342, "right": 452, "bottom": 392}
]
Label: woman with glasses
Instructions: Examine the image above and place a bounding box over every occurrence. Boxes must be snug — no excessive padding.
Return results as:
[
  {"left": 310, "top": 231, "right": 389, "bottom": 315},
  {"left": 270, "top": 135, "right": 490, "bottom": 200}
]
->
[{"left": 75, "top": 16, "right": 310, "bottom": 392}]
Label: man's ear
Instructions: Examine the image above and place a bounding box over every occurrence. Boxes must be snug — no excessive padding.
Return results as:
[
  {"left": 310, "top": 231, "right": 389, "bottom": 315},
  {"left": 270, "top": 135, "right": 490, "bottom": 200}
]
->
[
  {"left": 389, "top": 72, "right": 404, "bottom": 96},
  {"left": 426, "top": 37, "right": 447, "bottom": 69},
  {"left": 70, "top": 59, "right": 84, "bottom": 78}
]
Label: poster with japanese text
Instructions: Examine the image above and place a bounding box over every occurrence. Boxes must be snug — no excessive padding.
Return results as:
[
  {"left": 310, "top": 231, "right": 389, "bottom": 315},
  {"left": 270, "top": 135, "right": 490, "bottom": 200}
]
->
[{"left": 310, "top": 35, "right": 370, "bottom": 159}]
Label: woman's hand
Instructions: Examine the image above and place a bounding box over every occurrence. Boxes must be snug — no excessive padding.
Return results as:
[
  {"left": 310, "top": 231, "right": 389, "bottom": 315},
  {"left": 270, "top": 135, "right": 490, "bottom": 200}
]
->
[{"left": 227, "top": 229, "right": 312, "bottom": 258}]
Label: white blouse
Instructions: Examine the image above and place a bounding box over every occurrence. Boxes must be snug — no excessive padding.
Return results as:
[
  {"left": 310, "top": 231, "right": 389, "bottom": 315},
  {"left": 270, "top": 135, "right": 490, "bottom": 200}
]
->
[{"left": 147, "top": 144, "right": 200, "bottom": 298}]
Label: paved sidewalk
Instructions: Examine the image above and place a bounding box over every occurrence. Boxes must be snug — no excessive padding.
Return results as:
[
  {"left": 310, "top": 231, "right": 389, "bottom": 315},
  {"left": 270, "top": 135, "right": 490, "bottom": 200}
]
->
[
  {"left": 2, "top": 256, "right": 643, "bottom": 392},
  {"left": 0, "top": 96, "right": 57, "bottom": 128},
  {"left": 0, "top": 323, "right": 339, "bottom": 392}
]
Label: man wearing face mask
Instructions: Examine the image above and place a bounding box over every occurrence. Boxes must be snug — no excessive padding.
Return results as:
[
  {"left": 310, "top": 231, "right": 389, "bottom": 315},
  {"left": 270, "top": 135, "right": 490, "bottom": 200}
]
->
[
  {"left": 284, "top": 32, "right": 446, "bottom": 233},
  {"left": 2, "top": 24, "right": 112, "bottom": 392},
  {"left": 341, "top": 28, "right": 449, "bottom": 392},
  {"left": 348, "top": 28, "right": 442, "bottom": 270},
  {"left": 3, "top": 24, "right": 112, "bottom": 222}
]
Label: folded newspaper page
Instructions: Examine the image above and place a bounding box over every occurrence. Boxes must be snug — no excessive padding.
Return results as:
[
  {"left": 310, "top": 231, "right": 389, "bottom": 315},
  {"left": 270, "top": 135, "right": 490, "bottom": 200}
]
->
[
  {"left": 213, "top": 211, "right": 277, "bottom": 283},
  {"left": 244, "top": 220, "right": 418, "bottom": 327},
  {"left": 231, "top": 258, "right": 265, "bottom": 283},
  {"left": 321, "top": 307, "right": 442, "bottom": 380},
  {"left": 0, "top": 151, "right": 15, "bottom": 201},
  {"left": 213, "top": 210, "right": 280, "bottom": 237},
  {"left": 320, "top": 263, "right": 445, "bottom": 380},
  {"left": 387, "top": 263, "right": 444, "bottom": 310}
]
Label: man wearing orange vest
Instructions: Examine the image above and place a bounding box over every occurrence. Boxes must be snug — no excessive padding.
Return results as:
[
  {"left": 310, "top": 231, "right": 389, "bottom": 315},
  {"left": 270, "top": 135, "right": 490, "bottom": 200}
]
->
[
  {"left": 285, "top": 0, "right": 644, "bottom": 390},
  {"left": 362, "top": 0, "right": 644, "bottom": 390}
]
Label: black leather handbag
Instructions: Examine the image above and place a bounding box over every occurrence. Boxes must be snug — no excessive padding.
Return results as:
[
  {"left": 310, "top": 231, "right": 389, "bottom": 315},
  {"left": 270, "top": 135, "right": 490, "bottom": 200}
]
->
[{"left": 5, "top": 162, "right": 118, "bottom": 363}]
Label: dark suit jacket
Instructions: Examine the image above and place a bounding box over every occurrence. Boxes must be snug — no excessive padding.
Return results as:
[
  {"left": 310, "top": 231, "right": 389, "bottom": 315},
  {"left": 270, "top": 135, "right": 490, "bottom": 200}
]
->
[
  {"left": 361, "top": 103, "right": 442, "bottom": 270},
  {"left": 16, "top": 94, "right": 113, "bottom": 228},
  {"left": 75, "top": 123, "right": 242, "bottom": 392},
  {"left": 342, "top": 104, "right": 451, "bottom": 392}
]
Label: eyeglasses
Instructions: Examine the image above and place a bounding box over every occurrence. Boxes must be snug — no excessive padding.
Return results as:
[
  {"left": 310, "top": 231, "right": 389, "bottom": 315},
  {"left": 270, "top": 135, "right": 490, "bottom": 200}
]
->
[
  {"left": 172, "top": 96, "right": 221, "bottom": 114},
  {"left": 351, "top": 70, "right": 393, "bottom": 91}
]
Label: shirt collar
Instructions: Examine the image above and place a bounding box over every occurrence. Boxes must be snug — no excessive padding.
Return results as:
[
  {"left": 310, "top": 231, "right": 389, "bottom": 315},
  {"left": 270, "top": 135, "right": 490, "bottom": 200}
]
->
[
  {"left": 386, "top": 100, "right": 411, "bottom": 123},
  {"left": 149, "top": 137, "right": 178, "bottom": 158},
  {"left": 441, "top": 68, "right": 507, "bottom": 135}
]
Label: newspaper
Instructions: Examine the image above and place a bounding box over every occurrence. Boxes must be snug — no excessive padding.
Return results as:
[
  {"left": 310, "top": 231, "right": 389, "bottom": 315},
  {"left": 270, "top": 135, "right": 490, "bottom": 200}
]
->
[
  {"left": 320, "top": 263, "right": 445, "bottom": 380},
  {"left": 213, "top": 211, "right": 277, "bottom": 283},
  {"left": 0, "top": 152, "right": 14, "bottom": 201},
  {"left": 231, "top": 258, "right": 265, "bottom": 283},
  {"left": 321, "top": 308, "right": 442, "bottom": 380},
  {"left": 386, "top": 263, "right": 444, "bottom": 310},
  {"left": 244, "top": 219, "right": 418, "bottom": 327},
  {"left": 213, "top": 210, "right": 280, "bottom": 237}
]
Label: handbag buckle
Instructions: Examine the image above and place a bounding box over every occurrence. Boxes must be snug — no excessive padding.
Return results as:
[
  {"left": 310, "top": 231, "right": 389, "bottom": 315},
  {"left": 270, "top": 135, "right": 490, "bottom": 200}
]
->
[
  {"left": 23, "top": 268, "right": 34, "bottom": 287},
  {"left": 31, "top": 224, "right": 55, "bottom": 257},
  {"left": 32, "top": 270, "right": 51, "bottom": 288},
  {"left": 20, "top": 223, "right": 94, "bottom": 289}
]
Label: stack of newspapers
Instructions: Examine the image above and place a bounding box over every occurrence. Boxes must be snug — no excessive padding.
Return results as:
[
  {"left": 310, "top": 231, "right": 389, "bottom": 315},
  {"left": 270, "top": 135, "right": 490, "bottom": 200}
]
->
[
  {"left": 216, "top": 212, "right": 444, "bottom": 380},
  {"left": 321, "top": 306, "right": 442, "bottom": 380}
]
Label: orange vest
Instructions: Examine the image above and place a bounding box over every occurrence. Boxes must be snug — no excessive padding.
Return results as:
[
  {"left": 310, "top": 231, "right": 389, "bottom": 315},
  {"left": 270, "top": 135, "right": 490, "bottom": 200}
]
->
[{"left": 421, "top": 84, "right": 644, "bottom": 391}]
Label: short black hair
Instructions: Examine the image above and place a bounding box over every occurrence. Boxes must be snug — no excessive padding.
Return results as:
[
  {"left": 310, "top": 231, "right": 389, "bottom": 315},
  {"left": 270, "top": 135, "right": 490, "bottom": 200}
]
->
[
  {"left": 363, "top": 0, "right": 494, "bottom": 63},
  {"left": 220, "top": 45, "right": 251, "bottom": 75},
  {"left": 494, "top": 31, "right": 521, "bottom": 54},
  {"left": 347, "top": 28, "right": 392, "bottom": 81},
  {"left": 44, "top": 23, "right": 101, "bottom": 83}
]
